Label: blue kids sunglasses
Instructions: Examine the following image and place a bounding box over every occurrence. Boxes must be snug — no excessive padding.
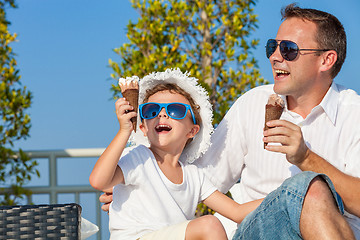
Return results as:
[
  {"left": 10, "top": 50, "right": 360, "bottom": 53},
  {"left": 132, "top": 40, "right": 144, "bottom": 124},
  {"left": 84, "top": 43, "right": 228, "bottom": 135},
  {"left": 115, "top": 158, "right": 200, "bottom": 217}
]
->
[{"left": 139, "top": 102, "right": 197, "bottom": 124}]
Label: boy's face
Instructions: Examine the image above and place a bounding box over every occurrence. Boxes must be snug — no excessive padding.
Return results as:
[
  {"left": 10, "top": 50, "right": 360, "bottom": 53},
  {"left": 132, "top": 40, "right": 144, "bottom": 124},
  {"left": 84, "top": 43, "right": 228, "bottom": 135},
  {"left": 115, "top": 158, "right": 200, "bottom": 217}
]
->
[{"left": 139, "top": 90, "right": 200, "bottom": 153}]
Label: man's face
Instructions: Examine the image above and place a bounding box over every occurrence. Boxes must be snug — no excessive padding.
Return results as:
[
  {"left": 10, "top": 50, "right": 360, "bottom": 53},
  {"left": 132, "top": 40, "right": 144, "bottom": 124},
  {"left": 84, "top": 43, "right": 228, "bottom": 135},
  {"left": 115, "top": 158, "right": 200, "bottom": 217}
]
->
[{"left": 270, "top": 17, "right": 323, "bottom": 99}]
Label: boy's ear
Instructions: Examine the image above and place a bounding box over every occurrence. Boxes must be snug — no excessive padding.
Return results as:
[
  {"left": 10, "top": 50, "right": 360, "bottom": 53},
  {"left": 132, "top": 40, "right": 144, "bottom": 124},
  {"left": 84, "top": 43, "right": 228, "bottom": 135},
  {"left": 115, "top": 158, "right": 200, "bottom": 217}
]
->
[
  {"left": 187, "top": 125, "right": 200, "bottom": 138},
  {"left": 139, "top": 123, "right": 147, "bottom": 137}
]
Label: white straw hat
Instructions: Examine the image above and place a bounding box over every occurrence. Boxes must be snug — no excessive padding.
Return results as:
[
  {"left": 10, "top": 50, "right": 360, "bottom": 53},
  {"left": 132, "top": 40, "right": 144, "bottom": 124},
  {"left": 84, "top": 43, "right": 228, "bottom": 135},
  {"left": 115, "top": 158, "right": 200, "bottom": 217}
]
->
[{"left": 120, "top": 68, "right": 213, "bottom": 163}]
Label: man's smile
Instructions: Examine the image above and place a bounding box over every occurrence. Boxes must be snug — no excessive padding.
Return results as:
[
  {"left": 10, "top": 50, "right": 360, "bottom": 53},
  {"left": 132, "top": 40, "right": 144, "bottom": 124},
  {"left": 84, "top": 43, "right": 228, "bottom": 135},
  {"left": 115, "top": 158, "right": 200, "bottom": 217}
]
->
[{"left": 275, "top": 69, "right": 290, "bottom": 77}]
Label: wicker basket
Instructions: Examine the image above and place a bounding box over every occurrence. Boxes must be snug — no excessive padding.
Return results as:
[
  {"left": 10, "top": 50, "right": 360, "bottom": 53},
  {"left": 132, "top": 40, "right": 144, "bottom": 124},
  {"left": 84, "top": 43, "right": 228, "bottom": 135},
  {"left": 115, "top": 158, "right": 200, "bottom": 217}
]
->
[{"left": 0, "top": 203, "right": 81, "bottom": 240}]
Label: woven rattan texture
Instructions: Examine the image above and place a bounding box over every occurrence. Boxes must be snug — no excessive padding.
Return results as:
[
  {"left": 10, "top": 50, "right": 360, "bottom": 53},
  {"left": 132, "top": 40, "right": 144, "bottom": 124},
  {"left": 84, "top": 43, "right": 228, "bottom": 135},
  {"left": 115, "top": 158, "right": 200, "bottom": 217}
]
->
[{"left": 0, "top": 203, "right": 81, "bottom": 240}]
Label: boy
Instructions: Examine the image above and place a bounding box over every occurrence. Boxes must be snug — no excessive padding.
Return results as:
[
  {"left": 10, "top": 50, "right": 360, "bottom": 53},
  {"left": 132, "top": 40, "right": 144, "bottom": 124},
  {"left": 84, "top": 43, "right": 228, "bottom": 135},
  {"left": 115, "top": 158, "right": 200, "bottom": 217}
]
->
[{"left": 90, "top": 68, "right": 261, "bottom": 240}]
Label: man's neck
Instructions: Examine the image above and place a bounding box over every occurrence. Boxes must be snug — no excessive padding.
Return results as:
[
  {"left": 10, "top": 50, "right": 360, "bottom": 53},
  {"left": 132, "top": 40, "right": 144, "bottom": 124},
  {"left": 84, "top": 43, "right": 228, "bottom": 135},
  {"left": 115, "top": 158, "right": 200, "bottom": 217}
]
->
[{"left": 286, "top": 82, "right": 332, "bottom": 118}]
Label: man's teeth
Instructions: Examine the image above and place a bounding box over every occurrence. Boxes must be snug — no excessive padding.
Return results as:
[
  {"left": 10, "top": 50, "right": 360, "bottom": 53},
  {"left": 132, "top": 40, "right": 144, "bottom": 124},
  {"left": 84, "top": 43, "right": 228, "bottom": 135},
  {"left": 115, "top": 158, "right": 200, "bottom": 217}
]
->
[{"left": 275, "top": 70, "right": 290, "bottom": 74}]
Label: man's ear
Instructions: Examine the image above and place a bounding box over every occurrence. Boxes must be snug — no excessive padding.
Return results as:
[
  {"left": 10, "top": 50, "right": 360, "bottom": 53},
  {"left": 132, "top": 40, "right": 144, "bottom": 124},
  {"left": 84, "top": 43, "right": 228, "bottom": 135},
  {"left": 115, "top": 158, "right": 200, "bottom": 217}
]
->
[
  {"left": 139, "top": 123, "right": 147, "bottom": 137},
  {"left": 187, "top": 125, "right": 200, "bottom": 138},
  {"left": 320, "top": 50, "right": 337, "bottom": 73}
]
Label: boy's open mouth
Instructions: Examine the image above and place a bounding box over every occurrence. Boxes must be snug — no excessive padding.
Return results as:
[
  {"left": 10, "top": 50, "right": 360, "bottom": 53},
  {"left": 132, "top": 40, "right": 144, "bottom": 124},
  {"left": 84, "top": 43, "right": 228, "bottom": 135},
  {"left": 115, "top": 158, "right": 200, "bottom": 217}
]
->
[{"left": 155, "top": 124, "right": 172, "bottom": 133}]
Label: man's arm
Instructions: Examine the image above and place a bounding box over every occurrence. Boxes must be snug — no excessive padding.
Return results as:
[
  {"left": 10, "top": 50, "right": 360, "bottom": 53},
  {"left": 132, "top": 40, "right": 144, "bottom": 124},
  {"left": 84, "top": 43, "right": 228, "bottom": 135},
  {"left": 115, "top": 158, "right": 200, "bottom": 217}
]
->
[{"left": 264, "top": 119, "right": 360, "bottom": 217}]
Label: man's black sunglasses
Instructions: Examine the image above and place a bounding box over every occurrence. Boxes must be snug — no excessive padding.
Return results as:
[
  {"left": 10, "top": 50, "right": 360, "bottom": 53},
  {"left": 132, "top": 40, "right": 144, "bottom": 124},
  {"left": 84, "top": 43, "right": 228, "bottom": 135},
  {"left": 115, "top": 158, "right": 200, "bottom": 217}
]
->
[{"left": 266, "top": 39, "right": 331, "bottom": 61}]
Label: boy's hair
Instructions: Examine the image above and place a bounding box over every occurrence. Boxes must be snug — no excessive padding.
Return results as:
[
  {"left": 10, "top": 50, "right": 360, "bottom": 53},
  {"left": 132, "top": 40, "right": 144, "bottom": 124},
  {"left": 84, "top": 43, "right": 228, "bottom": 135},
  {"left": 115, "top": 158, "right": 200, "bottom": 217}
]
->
[
  {"left": 282, "top": 3, "right": 346, "bottom": 79},
  {"left": 142, "top": 83, "right": 202, "bottom": 127}
]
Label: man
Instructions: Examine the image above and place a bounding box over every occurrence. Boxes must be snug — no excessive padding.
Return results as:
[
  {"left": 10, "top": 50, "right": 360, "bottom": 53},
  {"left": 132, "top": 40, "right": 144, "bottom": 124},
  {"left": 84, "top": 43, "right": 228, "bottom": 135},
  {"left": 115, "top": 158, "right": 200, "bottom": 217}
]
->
[{"left": 101, "top": 4, "right": 360, "bottom": 239}]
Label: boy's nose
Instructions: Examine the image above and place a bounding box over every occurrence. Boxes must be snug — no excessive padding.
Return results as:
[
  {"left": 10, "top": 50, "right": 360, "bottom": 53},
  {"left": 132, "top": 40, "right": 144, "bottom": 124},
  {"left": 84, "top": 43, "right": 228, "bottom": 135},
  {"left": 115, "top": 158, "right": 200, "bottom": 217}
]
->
[{"left": 157, "top": 107, "right": 169, "bottom": 118}]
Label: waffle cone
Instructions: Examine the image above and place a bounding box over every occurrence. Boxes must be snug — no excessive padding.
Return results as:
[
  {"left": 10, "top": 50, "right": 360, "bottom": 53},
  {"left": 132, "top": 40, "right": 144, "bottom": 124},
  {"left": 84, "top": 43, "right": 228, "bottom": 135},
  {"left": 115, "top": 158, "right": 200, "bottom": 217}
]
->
[
  {"left": 264, "top": 104, "right": 283, "bottom": 148},
  {"left": 122, "top": 89, "right": 139, "bottom": 132}
]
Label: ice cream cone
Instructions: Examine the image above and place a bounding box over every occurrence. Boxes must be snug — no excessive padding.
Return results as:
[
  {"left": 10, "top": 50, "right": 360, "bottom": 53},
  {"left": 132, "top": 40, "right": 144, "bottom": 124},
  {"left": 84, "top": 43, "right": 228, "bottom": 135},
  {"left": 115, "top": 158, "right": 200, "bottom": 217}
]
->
[
  {"left": 118, "top": 77, "right": 139, "bottom": 132},
  {"left": 121, "top": 89, "right": 138, "bottom": 131},
  {"left": 264, "top": 94, "right": 284, "bottom": 148}
]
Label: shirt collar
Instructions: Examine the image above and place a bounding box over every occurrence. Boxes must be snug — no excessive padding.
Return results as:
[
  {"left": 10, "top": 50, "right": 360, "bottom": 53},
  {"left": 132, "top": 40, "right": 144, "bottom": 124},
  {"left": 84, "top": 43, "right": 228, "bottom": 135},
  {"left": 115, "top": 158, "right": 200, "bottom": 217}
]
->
[
  {"left": 318, "top": 82, "right": 339, "bottom": 125},
  {"left": 279, "top": 82, "right": 340, "bottom": 125}
]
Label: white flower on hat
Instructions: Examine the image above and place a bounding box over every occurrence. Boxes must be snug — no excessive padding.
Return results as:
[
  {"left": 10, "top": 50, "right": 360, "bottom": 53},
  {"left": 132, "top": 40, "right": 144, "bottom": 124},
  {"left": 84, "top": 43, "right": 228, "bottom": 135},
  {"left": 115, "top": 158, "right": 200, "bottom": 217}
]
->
[{"left": 124, "top": 68, "right": 214, "bottom": 163}]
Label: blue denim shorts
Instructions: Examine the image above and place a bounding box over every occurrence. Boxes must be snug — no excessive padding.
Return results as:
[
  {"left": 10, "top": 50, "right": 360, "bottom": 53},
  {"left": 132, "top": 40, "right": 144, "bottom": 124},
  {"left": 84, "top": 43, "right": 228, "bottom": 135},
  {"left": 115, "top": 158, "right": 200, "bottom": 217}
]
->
[{"left": 232, "top": 171, "right": 344, "bottom": 240}]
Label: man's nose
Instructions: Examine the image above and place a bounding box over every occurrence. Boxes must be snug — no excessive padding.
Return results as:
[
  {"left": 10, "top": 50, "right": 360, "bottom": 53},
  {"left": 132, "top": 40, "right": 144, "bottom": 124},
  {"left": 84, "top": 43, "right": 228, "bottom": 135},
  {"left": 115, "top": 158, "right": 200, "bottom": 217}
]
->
[{"left": 269, "top": 45, "right": 284, "bottom": 62}]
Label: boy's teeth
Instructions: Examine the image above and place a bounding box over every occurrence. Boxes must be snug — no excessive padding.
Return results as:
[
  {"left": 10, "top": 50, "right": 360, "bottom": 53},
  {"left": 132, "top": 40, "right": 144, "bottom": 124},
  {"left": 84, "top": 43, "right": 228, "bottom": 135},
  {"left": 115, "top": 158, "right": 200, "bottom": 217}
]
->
[{"left": 155, "top": 124, "right": 172, "bottom": 132}]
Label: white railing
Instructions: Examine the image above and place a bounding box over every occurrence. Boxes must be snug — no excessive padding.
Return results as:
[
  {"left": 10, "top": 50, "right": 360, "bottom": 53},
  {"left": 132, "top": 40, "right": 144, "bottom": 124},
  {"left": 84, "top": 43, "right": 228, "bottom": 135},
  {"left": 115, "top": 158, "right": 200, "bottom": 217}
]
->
[{"left": 3, "top": 148, "right": 107, "bottom": 240}]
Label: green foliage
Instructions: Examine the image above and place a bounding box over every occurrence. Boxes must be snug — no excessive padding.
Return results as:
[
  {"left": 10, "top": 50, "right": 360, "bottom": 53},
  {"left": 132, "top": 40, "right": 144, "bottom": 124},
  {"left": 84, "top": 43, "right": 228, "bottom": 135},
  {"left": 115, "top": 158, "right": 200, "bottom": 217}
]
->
[
  {"left": 109, "top": 0, "right": 268, "bottom": 215},
  {"left": 110, "top": 0, "right": 267, "bottom": 124},
  {"left": 0, "top": 0, "right": 38, "bottom": 205}
]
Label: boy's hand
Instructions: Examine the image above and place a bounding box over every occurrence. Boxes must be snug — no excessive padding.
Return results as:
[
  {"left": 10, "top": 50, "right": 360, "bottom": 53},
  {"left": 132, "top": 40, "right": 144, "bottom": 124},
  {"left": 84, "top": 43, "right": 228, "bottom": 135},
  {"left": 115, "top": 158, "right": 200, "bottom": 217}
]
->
[{"left": 115, "top": 98, "right": 137, "bottom": 133}]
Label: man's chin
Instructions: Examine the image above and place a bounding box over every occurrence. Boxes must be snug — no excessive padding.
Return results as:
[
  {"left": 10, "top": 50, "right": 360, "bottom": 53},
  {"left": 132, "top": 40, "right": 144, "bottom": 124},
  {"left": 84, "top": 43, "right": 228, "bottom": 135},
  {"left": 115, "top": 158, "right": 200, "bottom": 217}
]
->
[
  {"left": 273, "top": 81, "right": 293, "bottom": 96},
  {"left": 273, "top": 85, "right": 286, "bottom": 96}
]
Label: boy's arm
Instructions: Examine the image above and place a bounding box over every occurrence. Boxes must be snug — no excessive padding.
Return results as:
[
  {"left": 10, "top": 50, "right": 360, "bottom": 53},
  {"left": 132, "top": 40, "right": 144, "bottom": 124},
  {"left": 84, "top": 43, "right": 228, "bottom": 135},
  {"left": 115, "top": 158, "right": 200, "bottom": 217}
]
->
[
  {"left": 89, "top": 98, "right": 136, "bottom": 191},
  {"left": 203, "top": 190, "right": 263, "bottom": 224}
]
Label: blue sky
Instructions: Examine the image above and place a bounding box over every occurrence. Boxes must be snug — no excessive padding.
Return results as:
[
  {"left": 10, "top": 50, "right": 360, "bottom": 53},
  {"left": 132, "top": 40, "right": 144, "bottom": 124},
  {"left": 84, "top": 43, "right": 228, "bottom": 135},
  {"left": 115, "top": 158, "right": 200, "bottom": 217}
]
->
[
  {"left": 6, "top": 0, "right": 360, "bottom": 238},
  {"left": 8, "top": 0, "right": 360, "bottom": 152}
]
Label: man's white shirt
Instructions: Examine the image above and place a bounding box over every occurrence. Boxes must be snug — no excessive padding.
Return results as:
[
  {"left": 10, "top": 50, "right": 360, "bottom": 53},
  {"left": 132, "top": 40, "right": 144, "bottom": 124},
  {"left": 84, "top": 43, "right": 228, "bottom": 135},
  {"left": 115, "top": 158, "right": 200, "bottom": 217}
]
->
[{"left": 197, "top": 83, "right": 360, "bottom": 238}]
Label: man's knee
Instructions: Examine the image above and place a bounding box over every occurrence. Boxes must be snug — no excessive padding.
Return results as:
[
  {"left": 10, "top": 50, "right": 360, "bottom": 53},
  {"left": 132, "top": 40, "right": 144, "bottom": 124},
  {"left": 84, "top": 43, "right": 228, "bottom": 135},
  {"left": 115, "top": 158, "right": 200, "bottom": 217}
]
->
[
  {"left": 304, "top": 176, "right": 337, "bottom": 208},
  {"left": 300, "top": 177, "right": 355, "bottom": 239},
  {"left": 301, "top": 176, "right": 343, "bottom": 223}
]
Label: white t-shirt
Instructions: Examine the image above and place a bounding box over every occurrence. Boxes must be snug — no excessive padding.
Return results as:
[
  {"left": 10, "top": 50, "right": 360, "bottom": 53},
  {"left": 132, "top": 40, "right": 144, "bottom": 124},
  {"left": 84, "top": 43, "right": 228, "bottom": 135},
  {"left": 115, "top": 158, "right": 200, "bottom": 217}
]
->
[
  {"left": 197, "top": 83, "right": 360, "bottom": 238},
  {"left": 109, "top": 145, "right": 216, "bottom": 240}
]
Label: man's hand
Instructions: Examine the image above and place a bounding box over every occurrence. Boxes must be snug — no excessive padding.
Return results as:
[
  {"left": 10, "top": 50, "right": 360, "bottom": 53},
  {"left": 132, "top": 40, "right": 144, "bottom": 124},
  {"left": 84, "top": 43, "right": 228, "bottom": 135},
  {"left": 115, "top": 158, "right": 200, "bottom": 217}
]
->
[
  {"left": 99, "top": 192, "right": 113, "bottom": 212},
  {"left": 263, "top": 119, "right": 310, "bottom": 167}
]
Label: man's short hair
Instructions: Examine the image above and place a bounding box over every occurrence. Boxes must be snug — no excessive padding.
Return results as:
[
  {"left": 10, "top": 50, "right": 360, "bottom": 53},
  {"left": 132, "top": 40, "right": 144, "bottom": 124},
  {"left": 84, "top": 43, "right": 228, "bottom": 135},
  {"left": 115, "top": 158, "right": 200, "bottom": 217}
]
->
[{"left": 282, "top": 3, "right": 346, "bottom": 79}]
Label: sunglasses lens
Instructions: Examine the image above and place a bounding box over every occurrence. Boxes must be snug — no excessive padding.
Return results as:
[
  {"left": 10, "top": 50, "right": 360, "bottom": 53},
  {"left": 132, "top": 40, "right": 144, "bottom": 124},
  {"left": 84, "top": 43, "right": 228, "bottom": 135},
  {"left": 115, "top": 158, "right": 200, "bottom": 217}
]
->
[
  {"left": 266, "top": 39, "right": 278, "bottom": 58},
  {"left": 280, "top": 41, "right": 299, "bottom": 61},
  {"left": 141, "top": 103, "right": 160, "bottom": 119},
  {"left": 167, "top": 103, "right": 187, "bottom": 119}
]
